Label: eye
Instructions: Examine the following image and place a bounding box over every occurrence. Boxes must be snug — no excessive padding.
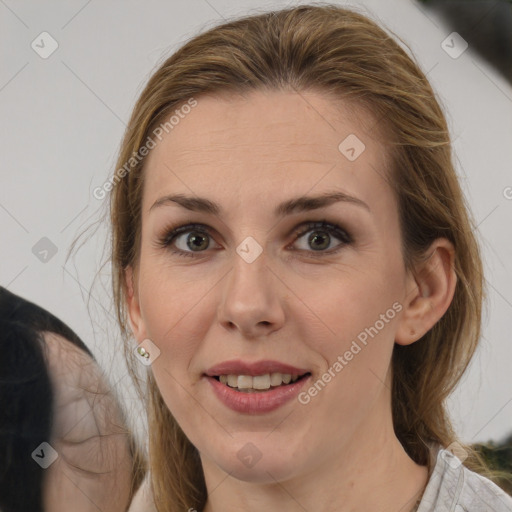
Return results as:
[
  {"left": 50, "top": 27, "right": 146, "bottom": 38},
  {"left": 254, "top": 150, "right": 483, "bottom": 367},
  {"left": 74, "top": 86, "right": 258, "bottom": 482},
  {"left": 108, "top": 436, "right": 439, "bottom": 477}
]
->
[
  {"left": 155, "top": 223, "right": 220, "bottom": 258},
  {"left": 155, "top": 220, "right": 352, "bottom": 259},
  {"left": 290, "top": 221, "right": 352, "bottom": 258}
]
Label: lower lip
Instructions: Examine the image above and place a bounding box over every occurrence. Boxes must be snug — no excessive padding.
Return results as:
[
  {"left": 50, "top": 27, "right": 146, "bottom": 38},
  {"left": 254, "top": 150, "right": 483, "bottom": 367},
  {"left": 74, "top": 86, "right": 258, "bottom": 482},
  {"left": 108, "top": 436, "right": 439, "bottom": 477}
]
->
[{"left": 205, "top": 374, "right": 311, "bottom": 414}]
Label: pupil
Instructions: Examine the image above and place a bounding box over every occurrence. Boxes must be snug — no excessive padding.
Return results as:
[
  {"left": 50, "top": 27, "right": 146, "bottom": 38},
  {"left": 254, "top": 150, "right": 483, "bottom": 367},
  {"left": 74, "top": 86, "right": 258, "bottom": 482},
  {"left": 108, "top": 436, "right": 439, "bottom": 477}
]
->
[
  {"left": 310, "top": 231, "right": 329, "bottom": 250},
  {"left": 188, "top": 233, "right": 208, "bottom": 251}
]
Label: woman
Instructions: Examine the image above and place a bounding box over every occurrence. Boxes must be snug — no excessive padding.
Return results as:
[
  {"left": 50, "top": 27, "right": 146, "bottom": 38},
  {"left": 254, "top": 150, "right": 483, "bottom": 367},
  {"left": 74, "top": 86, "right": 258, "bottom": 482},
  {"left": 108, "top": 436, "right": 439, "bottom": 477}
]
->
[{"left": 104, "top": 4, "right": 512, "bottom": 511}]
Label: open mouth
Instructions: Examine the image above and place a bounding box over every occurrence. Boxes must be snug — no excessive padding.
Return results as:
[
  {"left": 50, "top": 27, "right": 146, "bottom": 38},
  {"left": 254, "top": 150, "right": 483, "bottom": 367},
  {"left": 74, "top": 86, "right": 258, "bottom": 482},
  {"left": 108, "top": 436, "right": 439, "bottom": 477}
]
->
[{"left": 212, "top": 372, "right": 311, "bottom": 393}]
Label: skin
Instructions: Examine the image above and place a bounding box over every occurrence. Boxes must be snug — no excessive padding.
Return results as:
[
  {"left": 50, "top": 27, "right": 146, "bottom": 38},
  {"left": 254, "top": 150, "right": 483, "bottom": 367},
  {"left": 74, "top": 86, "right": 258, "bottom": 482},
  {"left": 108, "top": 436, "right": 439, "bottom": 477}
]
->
[
  {"left": 125, "top": 89, "right": 457, "bottom": 512},
  {"left": 41, "top": 332, "right": 133, "bottom": 511}
]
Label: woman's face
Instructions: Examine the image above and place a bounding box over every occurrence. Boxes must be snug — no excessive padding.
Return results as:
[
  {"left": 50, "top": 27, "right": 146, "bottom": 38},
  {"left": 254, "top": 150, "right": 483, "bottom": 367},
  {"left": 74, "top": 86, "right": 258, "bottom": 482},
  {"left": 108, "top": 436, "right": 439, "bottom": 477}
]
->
[{"left": 127, "top": 89, "right": 417, "bottom": 482}]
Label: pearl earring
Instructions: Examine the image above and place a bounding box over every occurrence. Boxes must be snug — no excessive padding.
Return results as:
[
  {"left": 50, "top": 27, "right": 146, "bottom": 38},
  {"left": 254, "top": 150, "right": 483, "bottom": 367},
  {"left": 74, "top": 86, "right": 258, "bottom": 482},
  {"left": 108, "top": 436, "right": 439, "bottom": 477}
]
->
[{"left": 137, "top": 346, "right": 150, "bottom": 359}]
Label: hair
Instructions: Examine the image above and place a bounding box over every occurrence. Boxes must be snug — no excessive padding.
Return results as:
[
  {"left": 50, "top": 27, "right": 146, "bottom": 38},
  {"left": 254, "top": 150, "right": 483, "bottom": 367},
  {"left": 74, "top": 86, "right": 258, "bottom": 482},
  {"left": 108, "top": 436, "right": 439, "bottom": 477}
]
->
[
  {"left": 0, "top": 286, "right": 145, "bottom": 511},
  {"left": 104, "top": 3, "right": 511, "bottom": 510}
]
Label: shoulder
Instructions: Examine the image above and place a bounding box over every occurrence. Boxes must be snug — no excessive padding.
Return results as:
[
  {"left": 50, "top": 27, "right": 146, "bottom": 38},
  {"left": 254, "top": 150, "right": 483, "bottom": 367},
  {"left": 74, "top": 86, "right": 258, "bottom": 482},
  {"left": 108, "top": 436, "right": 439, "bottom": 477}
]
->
[
  {"left": 459, "top": 463, "right": 512, "bottom": 512},
  {"left": 418, "top": 444, "right": 512, "bottom": 512}
]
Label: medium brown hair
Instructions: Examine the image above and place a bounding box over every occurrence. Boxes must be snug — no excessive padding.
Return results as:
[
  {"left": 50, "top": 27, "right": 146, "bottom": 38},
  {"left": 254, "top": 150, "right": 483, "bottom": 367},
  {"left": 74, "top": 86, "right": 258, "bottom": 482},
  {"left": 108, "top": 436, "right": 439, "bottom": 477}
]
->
[{"left": 103, "top": 3, "right": 510, "bottom": 510}]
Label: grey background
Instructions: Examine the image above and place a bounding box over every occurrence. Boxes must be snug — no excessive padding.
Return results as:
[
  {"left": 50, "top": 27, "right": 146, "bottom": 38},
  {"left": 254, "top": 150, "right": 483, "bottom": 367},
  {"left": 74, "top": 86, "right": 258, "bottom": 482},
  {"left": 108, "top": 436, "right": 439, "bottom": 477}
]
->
[{"left": 1, "top": 0, "right": 511, "bottom": 450}]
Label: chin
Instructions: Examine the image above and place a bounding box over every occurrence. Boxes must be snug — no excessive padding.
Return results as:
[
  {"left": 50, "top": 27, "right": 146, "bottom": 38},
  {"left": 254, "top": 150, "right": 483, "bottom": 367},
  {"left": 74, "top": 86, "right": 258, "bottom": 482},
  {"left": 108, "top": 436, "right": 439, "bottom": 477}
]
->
[
  {"left": 204, "top": 437, "right": 306, "bottom": 484},
  {"left": 223, "top": 457, "right": 299, "bottom": 484}
]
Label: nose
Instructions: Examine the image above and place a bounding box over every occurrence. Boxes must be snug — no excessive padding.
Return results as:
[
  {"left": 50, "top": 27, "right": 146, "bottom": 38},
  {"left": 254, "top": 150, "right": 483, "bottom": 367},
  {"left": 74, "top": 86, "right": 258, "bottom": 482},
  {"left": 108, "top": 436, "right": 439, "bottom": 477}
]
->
[{"left": 217, "top": 244, "right": 286, "bottom": 339}]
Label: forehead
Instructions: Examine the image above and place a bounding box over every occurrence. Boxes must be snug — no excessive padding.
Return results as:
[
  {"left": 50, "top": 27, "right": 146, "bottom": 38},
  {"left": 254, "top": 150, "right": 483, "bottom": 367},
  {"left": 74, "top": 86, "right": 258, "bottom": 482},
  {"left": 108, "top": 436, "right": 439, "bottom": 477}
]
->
[{"left": 142, "top": 89, "right": 391, "bottom": 216}]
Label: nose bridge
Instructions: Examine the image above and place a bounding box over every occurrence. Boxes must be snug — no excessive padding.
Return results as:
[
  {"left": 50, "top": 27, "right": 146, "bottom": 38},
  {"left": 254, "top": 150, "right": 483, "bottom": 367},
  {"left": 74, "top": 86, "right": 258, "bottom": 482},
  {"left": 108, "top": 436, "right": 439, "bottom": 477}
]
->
[
  {"left": 218, "top": 236, "right": 284, "bottom": 335},
  {"left": 227, "top": 236, "right": 271, "bottom": 306}
]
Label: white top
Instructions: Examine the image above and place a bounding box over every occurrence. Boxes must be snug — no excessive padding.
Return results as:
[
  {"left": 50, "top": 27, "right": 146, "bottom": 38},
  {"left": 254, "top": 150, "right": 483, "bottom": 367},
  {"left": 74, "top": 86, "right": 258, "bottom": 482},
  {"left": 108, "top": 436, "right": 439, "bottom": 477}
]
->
[
  {"left": 418, "top": 444, "right": 512, "bottom": 511},
  {"left": 128, "top": 471, "right": 157, "bottom": 512},
  {"left": 128, "top": 444, "right": 512, "bottom": 511}
]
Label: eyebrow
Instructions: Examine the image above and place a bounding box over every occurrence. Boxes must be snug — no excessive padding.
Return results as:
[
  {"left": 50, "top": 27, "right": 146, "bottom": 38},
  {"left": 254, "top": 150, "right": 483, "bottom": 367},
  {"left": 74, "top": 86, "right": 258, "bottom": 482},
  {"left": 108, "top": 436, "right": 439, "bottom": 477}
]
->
[{"left": 149, "top": 191, "right": 371, "bottom": 217}]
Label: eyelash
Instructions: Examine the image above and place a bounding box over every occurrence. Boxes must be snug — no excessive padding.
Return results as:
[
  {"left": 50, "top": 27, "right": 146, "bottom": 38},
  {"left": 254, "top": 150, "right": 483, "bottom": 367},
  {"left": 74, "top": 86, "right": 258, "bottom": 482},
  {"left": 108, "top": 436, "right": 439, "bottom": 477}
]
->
[{"left": 155, "top": 220, "right": 353, "bottom": 259}]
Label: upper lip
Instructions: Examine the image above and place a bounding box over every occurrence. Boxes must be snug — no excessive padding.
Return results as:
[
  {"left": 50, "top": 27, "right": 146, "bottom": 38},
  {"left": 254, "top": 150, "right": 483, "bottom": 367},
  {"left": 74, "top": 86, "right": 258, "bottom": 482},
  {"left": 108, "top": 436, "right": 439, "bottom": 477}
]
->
[{"left": 205, "top": 359, "right": 310, "bottom": 377}]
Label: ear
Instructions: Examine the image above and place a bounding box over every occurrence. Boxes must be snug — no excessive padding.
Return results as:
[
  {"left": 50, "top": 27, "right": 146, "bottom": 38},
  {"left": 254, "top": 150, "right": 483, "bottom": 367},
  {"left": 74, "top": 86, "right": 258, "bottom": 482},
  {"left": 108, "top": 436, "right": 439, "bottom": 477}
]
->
[
  {"left": 395, "top": 238, "right": 457, "bottom": 346},
  {"left": 124, "top": 265, "right": 147, "bottom": 342}
]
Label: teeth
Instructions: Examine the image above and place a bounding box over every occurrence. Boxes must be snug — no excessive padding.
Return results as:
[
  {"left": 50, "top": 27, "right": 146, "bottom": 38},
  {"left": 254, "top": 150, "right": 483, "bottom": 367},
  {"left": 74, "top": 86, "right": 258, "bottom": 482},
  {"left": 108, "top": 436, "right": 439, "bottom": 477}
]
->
[
  {"left": 270, "top": 372, "right": 283, "bottom": 386},
  {"left": 217, "top": 372, "right": 301, "bottom": 390},
  {"left": 238, "top": 375, "right": 253, "bottom": 389},
  {"left": 253, "top": 374, "right": 270, "bottom": 390}
]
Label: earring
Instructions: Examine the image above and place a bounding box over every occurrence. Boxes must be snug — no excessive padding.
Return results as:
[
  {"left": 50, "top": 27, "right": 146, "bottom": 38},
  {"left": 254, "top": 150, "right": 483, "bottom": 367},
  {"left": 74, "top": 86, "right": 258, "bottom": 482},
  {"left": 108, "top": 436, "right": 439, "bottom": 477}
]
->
[{"left": 137, "top": 346, "right": 150, "bottom": 359}]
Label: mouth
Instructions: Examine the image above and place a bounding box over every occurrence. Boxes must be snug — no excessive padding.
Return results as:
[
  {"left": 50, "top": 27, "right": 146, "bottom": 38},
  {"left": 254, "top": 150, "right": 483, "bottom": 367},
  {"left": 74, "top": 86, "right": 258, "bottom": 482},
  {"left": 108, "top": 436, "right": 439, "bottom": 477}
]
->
[
  {"left": 211, "top": 372, "right": 312, "bottom": 393},
  {"left": 205, "top": 369, "right": 312, "bottom": 414},
  {"left": 204, "top": 359, "right": 312, "bottom": 412}
]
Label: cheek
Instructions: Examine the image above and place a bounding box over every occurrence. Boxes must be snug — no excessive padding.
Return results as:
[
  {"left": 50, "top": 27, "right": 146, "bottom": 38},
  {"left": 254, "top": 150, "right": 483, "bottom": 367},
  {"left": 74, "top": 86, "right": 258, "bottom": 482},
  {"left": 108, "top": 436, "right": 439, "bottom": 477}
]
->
[
  {"left": 295, "top": 279, "right": 399, "bottom": 443},
  {"left": 139, "top": 260, "right": 207, "bottom": 340},
  {"left": 292, "top": 266, "right": 400, "bottom": 348},
  {"left": 293, "top": 276, "right": 401, "bottom": 428},
  {"left": 138, "top": 271, "right": 215, "bottom": 398}
]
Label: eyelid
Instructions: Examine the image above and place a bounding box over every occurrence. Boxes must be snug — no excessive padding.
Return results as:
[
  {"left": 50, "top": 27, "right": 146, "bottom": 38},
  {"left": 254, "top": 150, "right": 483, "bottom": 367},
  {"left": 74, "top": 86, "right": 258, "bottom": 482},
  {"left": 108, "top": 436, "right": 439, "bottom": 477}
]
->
[
  {"left": 292, "top": 220, "right": 352, "bottom": 243},
  {"left": 156, "top": 223, "right": 220, "bottom": 247}
]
